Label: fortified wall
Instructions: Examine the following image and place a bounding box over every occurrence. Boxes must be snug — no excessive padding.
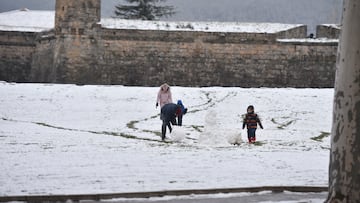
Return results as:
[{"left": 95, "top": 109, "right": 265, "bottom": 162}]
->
[
  {"left": 316, "top": 24, "right": 340, "bottom": 39},
  {"left": 98, "top": 27, "right": 337, "bottom": 87},
  {"left": 0, "top": 30, "right": 37, "bottom": 82},
  {"left": 0, "top": 0, "right": 340, "bottom": 87}
]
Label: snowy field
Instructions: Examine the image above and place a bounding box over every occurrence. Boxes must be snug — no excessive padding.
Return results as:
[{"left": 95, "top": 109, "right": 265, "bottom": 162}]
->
[{"left": 0, "top": 82, "right": 333, "bottom": 196}]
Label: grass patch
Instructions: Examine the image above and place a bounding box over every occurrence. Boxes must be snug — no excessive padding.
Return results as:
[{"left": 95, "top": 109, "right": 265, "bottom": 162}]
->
[
  {"left": 150, "top": 115, "right": 159, "bottom": 119},
  {"left": 252, "top": 141, "right": 266, "bottom": 146},
  {"left": 191, "top": 125, "right": 204, "bottom": 133},
  {"left": 311, "top": 131, "right": 330, "bottom": 142},
  {"left": 271, "top": 118, "right": 295, "bottom": 129},
  {"left": 35, "top": 122, "right": 76, "bottom": 131},
  {"left": 143, "top": 129, "right": 162, "bottom": 137},
  {"left": 126, "top": 120, "right": 139, "bottom": 130}
]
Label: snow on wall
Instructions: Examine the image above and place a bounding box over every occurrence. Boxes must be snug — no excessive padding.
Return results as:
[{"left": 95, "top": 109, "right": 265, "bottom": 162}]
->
[
  {"left": 100, "top": 18, "right": 304, "bottom": 33},
  {"left": 321, "top": 24, "right": 341, "bottom": 29},
  {"left": 277, "top": 38, "right": 339, "bottom": 43},
  {"left": 0, "top": 9, "right": 304, "bottom": 34},
  {"left": 0, "top": 9, "right": 54, "bottom": 32}
]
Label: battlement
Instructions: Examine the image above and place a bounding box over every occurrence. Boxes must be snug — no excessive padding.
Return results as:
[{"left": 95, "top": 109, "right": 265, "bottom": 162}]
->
[{"left": 316, "top": 24, "right": 341, "bottom": 39}]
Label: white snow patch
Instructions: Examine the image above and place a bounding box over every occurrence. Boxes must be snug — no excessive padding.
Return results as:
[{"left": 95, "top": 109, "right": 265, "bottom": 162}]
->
[
  {"left": 198, "top": 110, "right": 242, "bottom": 146},
  {"left": 321, "top": 24, "right": 341, "bottom": 29},
  {"left": 100, "top": 18, "right": 304, "bottom": 33},
  {"left": 169, "top": 126, "right": 186, "bottom": 142},
  {"left": 277, "top": 38, "right": 339, "bottom": 43},
  {"left": 226, "top": 131, "right": 243, "bottom": 145},
  {"left": 0, "top": 9, "right": 54, "bottom": 32},
  {"left": 198, "top": 110, "right": 222, "bottom": 145},
  {"left": 0, "top": 9, "right": 304, "bottom": 34}
]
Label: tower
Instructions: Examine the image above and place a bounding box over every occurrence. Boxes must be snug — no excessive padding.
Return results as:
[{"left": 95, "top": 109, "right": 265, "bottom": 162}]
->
[
  {"left": 52, "top": 0, "right": 104, "bottom": 84},
  {"left": 55, "top": 0, "right": 101, "bottom": 36}
]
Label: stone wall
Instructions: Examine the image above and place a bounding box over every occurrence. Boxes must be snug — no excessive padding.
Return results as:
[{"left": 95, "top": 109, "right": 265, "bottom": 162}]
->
[
  {"left": 0, "top": 0, "right": 339, "bottom": 87},
  {"left": 316, "top": 24, "right": 340, "bottom": 39},
  {"left": 0, "top": 31, "right": 36, "bottom": 82},
  {"left": 49, "top": 0, "right": 103, "bottom": 84},
  {"left": 276, "top": 25, "right": 307, "bottom": 39},
  {"left": 30, "top": 33, "right": 56, "bottom": 82},
  {"left": 0, "top": 25, "right": 338, "bottom": 87},
  {"left": 275, "top": 41, "right": 337, "bottom": 87},
  {"left": 99, "top": 28, "right": 337, "bottom": 87}
]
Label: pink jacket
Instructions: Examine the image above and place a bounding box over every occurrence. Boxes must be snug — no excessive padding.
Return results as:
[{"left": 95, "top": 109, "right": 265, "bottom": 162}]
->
[{"left": 157, "top": 83, "right": 172, "bottom": 108}]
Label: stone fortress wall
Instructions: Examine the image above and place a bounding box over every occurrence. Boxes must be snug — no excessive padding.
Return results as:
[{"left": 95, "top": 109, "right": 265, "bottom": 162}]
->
[{"left": 0, "top": 0, "right": 340, "bottom": 87}]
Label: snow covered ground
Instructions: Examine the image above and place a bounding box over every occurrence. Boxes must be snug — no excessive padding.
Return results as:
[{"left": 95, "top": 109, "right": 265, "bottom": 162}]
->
[{"left": 0, "top": 82, "right": 333, "bottom": 196}]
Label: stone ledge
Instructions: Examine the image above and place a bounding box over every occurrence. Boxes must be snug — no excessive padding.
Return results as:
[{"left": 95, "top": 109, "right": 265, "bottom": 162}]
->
[{"left": 0, "top": 186, "right": 328, "bottom": 202}]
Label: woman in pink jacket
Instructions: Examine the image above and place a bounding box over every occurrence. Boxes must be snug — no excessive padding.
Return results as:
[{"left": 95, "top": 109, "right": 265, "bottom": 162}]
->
[{"left": 156, "top": 83, "right": 173, "bottom": 108}]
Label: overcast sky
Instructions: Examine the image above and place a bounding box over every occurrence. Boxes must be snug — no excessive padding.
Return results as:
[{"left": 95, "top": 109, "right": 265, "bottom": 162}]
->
[{"left": 0, "top": 0, "right": 342, "bottom": 33}]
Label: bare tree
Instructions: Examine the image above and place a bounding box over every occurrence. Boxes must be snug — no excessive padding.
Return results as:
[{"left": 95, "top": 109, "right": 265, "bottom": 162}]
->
[{"left": 327, "top": 0, "right": 360, "bottom": 202}]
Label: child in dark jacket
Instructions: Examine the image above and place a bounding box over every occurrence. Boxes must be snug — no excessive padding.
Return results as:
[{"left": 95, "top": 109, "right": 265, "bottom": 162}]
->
[
  {"left": 160, "top": 102, "right": 187, "bottom": 141},
  {"left": 242, "top": 105, "right": 263, "bottom": 143}
]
